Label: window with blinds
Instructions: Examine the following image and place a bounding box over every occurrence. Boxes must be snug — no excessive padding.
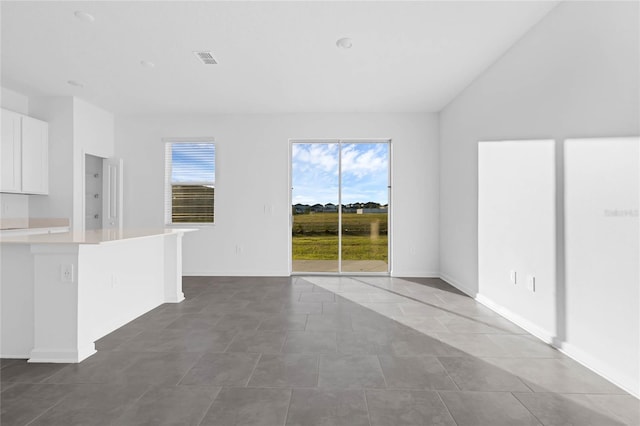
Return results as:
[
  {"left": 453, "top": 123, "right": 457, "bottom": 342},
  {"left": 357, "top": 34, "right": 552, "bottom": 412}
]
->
[{"left": 164, "top": 141, "right": 215, "bottom": 224}]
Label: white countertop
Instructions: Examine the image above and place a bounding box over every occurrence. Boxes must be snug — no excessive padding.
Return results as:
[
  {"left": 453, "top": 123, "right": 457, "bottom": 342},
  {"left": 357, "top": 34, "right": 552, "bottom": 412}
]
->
[{"left": 0, "top": 228, "right": 196, "bottom": 245}]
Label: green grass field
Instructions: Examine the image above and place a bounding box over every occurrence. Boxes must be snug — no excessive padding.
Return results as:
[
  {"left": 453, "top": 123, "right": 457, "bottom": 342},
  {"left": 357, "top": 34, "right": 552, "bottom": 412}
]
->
[
  {"left": 292, "top": 212, "right": 387, "bottom": 235},
  {"left": 292, "top": 213, "right": 388, "bottom": 261}
]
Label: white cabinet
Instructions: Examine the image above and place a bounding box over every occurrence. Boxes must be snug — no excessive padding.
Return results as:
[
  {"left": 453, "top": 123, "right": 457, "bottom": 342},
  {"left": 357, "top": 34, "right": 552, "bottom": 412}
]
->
[
  {"left": 0, "top": 109, "right": 22, "bottom": 192},
  {"left": 0, "top": 109, "right": 48, "bottom": 195},
  {"left": 21, "top": 115, "right": 49, "bottom": 194}
]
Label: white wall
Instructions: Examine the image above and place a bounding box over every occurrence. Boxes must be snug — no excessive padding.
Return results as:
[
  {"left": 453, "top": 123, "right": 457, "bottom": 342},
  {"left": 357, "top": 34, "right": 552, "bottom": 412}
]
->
[
  {"left": 0, "top": 193, "right": 28, "bottom": 222},
  {"left": 478, "top": 140, "right": 556, "bottom": 341},
  {"left": 72, "top": 98, "right": 114, "bottom": 231},
  {"left": 439, "top": 1, "right": 639, "bottom": 294},
  {"left": 564, "top": 137, "right": 639, "bottom": 396},
  {"left": 29, "top": 97, "right": 115, "bottom": 231},
  {"left": 0, "top": 244, "right": 34, "bottom": 357},
  {"left": 115, "top": 113, "right": 439, "bottom": 277},
  {"left": 29, "top": 97, "right": 75, "bottom": 224},
  {"left": 439, "top": 1, "right": 639, "bottom": 396},
  {"left": 73, "top": 98, "right": 115, "bottom": 160},
  {"left": 1, "top": 87, "right": 28, "bottom": 115}
]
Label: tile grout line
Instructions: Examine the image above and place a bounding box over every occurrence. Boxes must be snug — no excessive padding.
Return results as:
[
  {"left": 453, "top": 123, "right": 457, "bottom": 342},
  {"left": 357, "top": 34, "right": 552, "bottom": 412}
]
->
[
  {"left": 195, "top": 387, "right": 221, "bottom": 426},
  {"left": 510, "top": 391, "right": 545, "bottom": 425},
  {"left": 176, "top": 352, "right": 206, "bottom": 386},
  {"left": 435, "top": 356, "right": 462, "bottom": 392},
  {"left": 436, "top": 391, "right": 460, "bottom": 426},
  {"left": 111, "top": 383, "right": 155, "bottom": 424},
  {"left": 244, "top": 353, "right": 263, "bottom": 387},
  {"left": 314, "top": 352, "right": 321, "bottom": 388},
  {"left": 282, "top": 388, "right": 294, "bottom": 426},
  {"left": 519, "top": 375, "right": 537, "bottom": 393},
  {"left": 362, "top": 388, "right": 373, "bottom": 426},
  {"left": 374, "top": 355, "right": 389, "bottom": 389},
  {"left": 24, "top": 394, "right": 67, "bottom": 426}
]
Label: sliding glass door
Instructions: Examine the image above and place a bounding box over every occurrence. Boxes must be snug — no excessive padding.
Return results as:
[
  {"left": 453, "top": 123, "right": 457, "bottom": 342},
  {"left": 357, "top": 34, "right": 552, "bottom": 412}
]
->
[
  {"left": 291, "top": 140, "right": 390, "bottom": 274},
  {"left": 291, "top": 143, "right": 340, "bottom": 272}
]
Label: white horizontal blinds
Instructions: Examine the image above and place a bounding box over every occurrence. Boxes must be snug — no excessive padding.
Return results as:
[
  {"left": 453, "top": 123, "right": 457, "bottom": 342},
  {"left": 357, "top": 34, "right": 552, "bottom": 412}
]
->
[{"left": 164, "top": 141, "right": 215, "bottom": 224}]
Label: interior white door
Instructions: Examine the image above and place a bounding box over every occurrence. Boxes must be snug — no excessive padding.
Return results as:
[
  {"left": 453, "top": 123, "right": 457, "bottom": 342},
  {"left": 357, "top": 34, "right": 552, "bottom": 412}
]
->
[{"left": 102, "top": 157, "right": 123, "bottom": 231}]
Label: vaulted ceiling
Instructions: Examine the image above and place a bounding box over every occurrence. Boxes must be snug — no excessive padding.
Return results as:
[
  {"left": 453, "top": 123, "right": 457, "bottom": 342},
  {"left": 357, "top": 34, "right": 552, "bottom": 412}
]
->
[{"left": 1, "top": 1, "right": 558, "bottom": 115}]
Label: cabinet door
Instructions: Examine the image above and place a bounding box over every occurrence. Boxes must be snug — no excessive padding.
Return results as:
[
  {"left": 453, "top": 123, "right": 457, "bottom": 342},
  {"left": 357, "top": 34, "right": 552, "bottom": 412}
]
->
[
  {"left": 21, "top": 115, "right": 49, "bottom": 194},
  {"left": 0, "top": 109, "right": 22, "bottom": 192}
]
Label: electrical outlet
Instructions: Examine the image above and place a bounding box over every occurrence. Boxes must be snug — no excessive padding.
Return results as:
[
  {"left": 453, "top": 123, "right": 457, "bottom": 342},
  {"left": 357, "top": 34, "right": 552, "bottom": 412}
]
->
[
  {"left": 510, "top": 270, "right": 517, "bottom": 285},
  {"left": 527, "top": 276, "right": 536, "bottom": 292},
  {"left": 61, "top": 264, "right": 74, "bottom": 282}
]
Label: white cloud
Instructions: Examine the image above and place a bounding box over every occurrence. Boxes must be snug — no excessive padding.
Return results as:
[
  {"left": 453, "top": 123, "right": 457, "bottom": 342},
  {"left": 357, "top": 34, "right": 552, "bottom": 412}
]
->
[
  {"left": 292, "top": 143, "right": 338, "bottom": 173},
  {"left": 341, "top": 144, "right": 388, "bottom": 179},
  {"left": 292, "top": 142, "right": 389, "bottom": 204}
]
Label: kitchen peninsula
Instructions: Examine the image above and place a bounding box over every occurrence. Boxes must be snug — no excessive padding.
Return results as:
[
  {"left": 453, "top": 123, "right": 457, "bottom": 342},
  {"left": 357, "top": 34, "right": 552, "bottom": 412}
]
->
[{"left": 0, "top": 228, "right": 194, "bottom": 363}]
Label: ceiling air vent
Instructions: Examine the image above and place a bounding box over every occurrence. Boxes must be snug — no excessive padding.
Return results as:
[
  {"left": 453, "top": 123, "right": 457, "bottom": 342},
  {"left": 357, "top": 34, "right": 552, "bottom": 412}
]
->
[{"left": 194, "top": 51, "right": 218, "bottom": 65}]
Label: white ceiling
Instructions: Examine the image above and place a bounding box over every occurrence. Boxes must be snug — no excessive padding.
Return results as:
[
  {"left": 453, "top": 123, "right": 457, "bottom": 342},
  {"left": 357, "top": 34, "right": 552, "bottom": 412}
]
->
[{"left": 1, "top": 1, "right": 558, "bottom": 115}]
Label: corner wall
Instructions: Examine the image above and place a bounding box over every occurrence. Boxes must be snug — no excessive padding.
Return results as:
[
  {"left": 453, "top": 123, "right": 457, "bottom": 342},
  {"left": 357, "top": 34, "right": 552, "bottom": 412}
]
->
[
  {"left": 29, "top": 97, "right": 114, "bottom": 231},
  {"left": 440, "top": 1, "right": 639, "bottom": 293},
  {"left": 439, "top": 1, "right": 639, "bottom": 395},
  {"left": 115, "top": 113, "right": 439, "bottom": 277}
]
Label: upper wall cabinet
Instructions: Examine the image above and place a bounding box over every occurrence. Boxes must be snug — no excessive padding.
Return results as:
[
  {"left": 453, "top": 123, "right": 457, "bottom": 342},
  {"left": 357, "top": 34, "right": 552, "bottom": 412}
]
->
[
  {"left": 0, "top": 108, "right": 49, "bottom": 195},
  {"left": 21, "top": 115, "right": 49, "bottom": 194},
  {"left": 1, "top": 109, "right": 22, "bottom": 192}
]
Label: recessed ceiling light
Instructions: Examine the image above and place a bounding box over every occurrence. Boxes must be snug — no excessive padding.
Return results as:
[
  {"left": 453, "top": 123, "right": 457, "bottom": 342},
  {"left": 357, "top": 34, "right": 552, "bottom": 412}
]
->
[
  {"left": 336, "top": 37, "right": 353, "bottom": 49},
  {"left": 140, "top": 60, "right": 156, "bottom": 68},
  {"left": 74, "top": 11, "right": 95, "bottom": 23},
  {"left": 67, "top": 80, "right": 85, "bottom": 88}
]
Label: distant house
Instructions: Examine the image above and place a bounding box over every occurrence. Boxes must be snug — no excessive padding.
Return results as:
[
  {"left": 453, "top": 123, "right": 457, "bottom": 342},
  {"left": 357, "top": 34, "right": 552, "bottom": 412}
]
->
[
  {"left": 292, "top": 204, "right": 309, "bottom": 214},
  {"left": 357, "top": 208, "right": 388, "bottom": 214},
  {"left": 324, "top": 203, "right": 338, "bottom": 212},
  {"left": 310, "top": 203, "right": 324, "bottom": 213}
]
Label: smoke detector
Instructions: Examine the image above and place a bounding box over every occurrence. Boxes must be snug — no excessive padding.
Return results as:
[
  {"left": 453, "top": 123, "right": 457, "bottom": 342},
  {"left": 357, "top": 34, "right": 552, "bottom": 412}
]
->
[{"left": 194, "top": 51, "right": 218, "bottom": 65}]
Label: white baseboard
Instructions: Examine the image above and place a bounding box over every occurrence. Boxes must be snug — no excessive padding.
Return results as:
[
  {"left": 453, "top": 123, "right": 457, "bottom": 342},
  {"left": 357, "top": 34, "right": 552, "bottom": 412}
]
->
[
  {"left": 29, "top": 345, "right": 96, "bottom": 363},
  {"left": 184, "top": 271, "right": 442, "bottom": 278},
  {"left": 182, "top": 271, "right": 289, "bottom": 277},
  {"left": 439, "top": 273, "right": 477, "bottom": 297},
  {"left": 391, "top": 271, "right": 440, "bottom": 278},
  {"left": 0, "top": 353, "right": 29, "bottom": 359},
  {"left": 165, "top": 293, "right": 185, "bottom": 303},
  {"left": 460, "top": 289, "right": 639, "bottom": 399},
  {"left": 558, "top": 342, "right": 639, "bottom": 399},
  {"left": 474, "top": 294, "right": 555, "bottom": 344}
]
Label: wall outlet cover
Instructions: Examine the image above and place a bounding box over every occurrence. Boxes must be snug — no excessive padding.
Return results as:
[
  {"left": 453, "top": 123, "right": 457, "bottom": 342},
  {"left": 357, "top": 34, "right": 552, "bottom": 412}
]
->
[
  {"left": 60, "top": 264, "right": 74, "bottom": 283},
  {"left": 527, "top": 276, "right": 536, "bottom": 292}
]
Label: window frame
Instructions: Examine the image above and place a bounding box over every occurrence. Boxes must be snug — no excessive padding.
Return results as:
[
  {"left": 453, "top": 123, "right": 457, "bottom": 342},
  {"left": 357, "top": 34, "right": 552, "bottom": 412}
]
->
[{"left": 164, "top": 137, "right": 216, "bottom": 227}]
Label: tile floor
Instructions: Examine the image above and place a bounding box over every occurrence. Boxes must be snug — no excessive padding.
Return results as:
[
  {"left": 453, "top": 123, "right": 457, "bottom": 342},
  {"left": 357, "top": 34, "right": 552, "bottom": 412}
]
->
[{"left": 1, "top": 276, "right": 638, "bottom": 426}]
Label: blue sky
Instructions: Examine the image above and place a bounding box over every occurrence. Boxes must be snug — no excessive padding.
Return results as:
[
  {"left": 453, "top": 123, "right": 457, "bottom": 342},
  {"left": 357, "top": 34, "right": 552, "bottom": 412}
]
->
[
  {"left": 292, "top": 143, "right": 389, "bottom": 205},
  {"left": 171, "top": 143, "right": 215, "bottom": 183}
]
